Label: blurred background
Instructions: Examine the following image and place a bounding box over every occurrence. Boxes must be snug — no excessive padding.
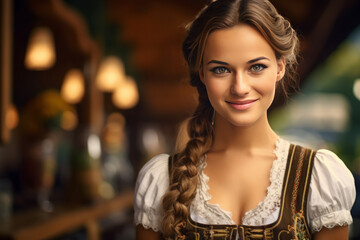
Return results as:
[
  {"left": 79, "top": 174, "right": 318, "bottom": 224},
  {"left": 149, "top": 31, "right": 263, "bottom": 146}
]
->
[{"left": 0, "top": 0, "right": 359, "bottom": 239}]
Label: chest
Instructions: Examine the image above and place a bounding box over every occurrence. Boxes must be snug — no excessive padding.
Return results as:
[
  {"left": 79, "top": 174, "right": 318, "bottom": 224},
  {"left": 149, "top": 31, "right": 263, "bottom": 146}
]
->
[
  {"left": 203, "top": 155, "right": 275, "bottom": 224},
  {"left": 175, "top": 144, "right": 316, "bottom": 240}
]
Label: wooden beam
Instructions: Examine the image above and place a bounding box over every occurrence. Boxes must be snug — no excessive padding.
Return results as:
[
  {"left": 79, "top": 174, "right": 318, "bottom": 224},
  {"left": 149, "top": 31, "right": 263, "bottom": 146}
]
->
[{"left": 0, "top": 0, "right": 13, "bottom": 144}]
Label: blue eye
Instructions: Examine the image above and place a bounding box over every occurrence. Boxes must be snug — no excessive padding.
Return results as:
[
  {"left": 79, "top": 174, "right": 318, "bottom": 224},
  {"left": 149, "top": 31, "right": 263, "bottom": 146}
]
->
[
  {"left": 250, "top": 64, "right": 267, "bottom": 72},
  {"left": 210, "top": 66, "right": 230, "bottom": 74}
]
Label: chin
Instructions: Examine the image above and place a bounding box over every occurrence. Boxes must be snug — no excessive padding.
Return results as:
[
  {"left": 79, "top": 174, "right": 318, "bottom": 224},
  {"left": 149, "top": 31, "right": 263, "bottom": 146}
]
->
[
  {"left": 225, "top": 115, "right": 262, "bottom": 127},
  {"left": 229, "top": 120, "right": 258, "bottom": 128}
]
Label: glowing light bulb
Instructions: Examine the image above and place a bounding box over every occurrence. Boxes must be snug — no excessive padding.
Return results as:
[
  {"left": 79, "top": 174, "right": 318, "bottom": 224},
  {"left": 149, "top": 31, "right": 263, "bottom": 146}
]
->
[
  {"left": 96, "top": 56, "right": 126, "bottom": 92},
  {"left": 61, "top": 69, "right": 85, "bottom": 104},
  {"left": 24, "top": 27, "right": 56, "bottom": 70},
  {"left": 112, "top": 76, "right": 139, "bottom": 109}
]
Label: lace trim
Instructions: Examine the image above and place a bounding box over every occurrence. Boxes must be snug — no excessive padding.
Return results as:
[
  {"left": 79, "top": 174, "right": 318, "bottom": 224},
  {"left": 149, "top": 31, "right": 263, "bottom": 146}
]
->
[
  {"left": 135, "top": 221, "right": 161, "bottom": 232},
  {"left": 242, "top": 138, "right": 289, "bottom": 225},
  {"left": 134, "top": 206, "right": 162, "bottom": 232},
  {"left": 191, "top": 158, "right": 234, "bottom": 224},
  {"left": 192, "top": 138, "right": 289, "bottom": 225},
  {"left": 310, "top": 210, "right": 353, "bottom": 233}
]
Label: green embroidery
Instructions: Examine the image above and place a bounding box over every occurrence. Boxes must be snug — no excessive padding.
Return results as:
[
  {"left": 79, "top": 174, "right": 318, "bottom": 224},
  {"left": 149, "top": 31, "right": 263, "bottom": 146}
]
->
[{"left": 288, "top": 210, "right": 310, "bottom": 240}]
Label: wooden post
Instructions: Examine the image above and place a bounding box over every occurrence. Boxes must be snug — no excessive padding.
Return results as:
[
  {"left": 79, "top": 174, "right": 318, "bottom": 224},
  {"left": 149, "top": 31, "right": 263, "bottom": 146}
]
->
[{"left": 0, "top": 0, "right": 13, "bottom": 144}]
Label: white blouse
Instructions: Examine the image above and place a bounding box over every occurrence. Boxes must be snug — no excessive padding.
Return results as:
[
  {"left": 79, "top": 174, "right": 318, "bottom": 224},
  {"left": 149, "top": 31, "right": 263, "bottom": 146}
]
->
[{"left": 134, "top": 138, "right": 356, "bottom": 234}]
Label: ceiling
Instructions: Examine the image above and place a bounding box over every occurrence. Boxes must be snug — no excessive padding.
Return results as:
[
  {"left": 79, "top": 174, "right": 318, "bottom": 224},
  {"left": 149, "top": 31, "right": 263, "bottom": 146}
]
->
[{"left": 13, "top": 0, "right": 360, "bottom": 121}]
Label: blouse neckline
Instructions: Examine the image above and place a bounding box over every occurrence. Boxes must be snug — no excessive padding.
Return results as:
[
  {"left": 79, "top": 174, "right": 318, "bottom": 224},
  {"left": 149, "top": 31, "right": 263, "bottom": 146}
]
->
[{"left": 192, "top": 137, "right": 290, "bottom": 225}]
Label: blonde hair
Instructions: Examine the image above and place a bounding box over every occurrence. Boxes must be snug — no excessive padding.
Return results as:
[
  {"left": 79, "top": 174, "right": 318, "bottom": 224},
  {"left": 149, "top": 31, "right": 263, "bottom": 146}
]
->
[{"left": 162, "top": 0, "right": 299, "bottom": 238}]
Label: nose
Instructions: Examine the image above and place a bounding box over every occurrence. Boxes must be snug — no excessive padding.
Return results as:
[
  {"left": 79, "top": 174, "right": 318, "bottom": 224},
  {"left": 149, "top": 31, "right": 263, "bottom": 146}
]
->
[{"left": 230, "top": 72, "right": 250, "bottom": 96}]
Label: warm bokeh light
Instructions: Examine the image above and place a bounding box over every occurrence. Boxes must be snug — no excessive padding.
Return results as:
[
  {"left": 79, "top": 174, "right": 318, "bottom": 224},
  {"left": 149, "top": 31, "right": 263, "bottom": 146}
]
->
[
  {"left": 96, "top": 56, "right": 126, "bottom": 92},
  {"left": 107, "top": 112, "right": 125, "bottom": 126},
  {"left": 5, "top": 105, "right": 19, "bottom": 130},
  {"left": 112, "top": 76, "right": 139, "bottom": 109},
  {"left": 24, "top": 27, "right": 56, "bottom": 70},
  {"left": 61, "top": 69, "right": 85, "bottom": 104},
  {"left": 102, "top": 112, "right": 126, "bottom": 151},
  {"left": 353, "top": 79, "right": 360, "bottom": 101},
  {"left": 60, "top": 110, "right": 78, "bottom": 131}
]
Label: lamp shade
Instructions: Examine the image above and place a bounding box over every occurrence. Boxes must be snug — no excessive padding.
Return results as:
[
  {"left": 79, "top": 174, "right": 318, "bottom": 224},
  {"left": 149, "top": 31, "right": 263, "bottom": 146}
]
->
[
  {"left": 96, "top": 56, "right": 126, "bottom": 92},
  {"left": 61, "top": 69, "right": 85, "bottom": 104},
  {"left": 112, "top": 76, "right": 139, "bottom": 109},
  {"left": 24, "top": 27, "right": 56, "bottom": 70}
]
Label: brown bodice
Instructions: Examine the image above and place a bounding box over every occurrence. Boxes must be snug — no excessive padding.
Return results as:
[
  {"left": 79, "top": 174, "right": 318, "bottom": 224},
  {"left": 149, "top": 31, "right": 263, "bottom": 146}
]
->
[{"left": 168, "top": 144, "right": 316, "bottom": 240}]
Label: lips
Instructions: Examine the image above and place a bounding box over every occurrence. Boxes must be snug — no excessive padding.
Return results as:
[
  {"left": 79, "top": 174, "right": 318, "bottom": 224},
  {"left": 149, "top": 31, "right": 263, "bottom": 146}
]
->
[{"left": 226, "top": 99, "right": 258, "bottom": 110}]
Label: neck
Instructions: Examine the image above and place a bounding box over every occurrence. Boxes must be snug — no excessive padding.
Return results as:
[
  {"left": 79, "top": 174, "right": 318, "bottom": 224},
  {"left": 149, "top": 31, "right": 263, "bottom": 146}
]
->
[{"left": 211, "top": 113, "right": 278, "bottom": 154}]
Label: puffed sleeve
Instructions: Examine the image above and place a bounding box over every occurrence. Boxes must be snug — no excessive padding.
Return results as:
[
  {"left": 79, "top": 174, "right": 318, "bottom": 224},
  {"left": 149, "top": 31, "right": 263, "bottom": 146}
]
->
[
  {"left": 307, "top": 149, "right": 356, "bottom": 233},
  {"left": 134, "top": 154, "right": 170, "bottom": 232}
]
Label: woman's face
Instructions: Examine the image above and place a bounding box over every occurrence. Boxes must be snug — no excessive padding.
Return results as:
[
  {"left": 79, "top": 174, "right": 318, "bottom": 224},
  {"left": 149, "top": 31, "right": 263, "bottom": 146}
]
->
[{"left": 199, "top": 24, "right": 285, "bottom": 127}]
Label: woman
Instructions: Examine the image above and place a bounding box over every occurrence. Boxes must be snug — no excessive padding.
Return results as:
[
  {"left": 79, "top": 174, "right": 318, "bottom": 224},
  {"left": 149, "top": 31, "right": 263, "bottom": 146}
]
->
[{"left": 134, "top": 0, "right": 356, "bottom": 239}]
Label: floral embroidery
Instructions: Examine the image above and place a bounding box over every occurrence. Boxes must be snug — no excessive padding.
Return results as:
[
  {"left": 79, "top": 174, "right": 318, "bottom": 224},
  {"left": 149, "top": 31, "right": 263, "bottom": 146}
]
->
[{"left": 288, "top": 210, "right": 310, "bottom": 240}]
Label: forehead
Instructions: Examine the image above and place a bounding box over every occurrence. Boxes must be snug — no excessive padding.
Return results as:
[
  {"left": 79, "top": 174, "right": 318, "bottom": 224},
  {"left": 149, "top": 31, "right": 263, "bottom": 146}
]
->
[{"left": 203, "top": 24, "right": 276, "bottom": 63}]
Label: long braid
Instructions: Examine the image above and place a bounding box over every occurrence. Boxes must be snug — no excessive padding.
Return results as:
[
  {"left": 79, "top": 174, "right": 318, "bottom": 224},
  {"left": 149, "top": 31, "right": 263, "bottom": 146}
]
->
[{"left": 161, "top": 84, "right": 213, "bottom": 239}]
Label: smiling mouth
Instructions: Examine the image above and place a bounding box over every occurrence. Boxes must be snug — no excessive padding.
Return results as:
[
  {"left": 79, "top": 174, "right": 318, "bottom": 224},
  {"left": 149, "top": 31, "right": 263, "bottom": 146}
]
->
[{"left": 226, "top": 99, "right": 258, "bottom": 110}]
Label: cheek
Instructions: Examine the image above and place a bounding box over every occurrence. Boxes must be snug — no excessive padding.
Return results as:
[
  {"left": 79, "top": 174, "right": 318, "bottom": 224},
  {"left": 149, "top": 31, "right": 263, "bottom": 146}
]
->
[
  {"left": 203, "top": 77, "right": 229, "bottom": 98},
  {"left": 257, "top": 81, "right": 276, "bottom": 94},
  {"left": 205, "top": 85, "right": 222, "bottom": 106},
  {"left": 253, "top": 72, "right": 277, "bottom": 95},
  {"left": 207, "top": 83, "right": 223, "bottom": 96}
]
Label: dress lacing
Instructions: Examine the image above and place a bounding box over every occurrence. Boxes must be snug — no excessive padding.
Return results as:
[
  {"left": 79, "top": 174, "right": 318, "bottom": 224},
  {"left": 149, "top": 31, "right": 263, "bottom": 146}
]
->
[{"left": 190, "top": 138, "right": 290, "bottom": 226}]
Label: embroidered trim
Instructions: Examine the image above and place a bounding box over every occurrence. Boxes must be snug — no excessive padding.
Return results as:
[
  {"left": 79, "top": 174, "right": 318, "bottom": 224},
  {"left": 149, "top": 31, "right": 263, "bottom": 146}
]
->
[
  {"left": 290, "top": 148, "right": 306, "bottom": 218},
  {"left": 288, "top": 210, "right": 311, "bottom": 240}
]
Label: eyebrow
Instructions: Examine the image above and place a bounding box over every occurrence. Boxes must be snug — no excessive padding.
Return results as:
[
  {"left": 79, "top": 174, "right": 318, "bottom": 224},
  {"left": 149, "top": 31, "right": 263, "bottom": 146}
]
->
[
  {"left": 207, "top": 60, "right": 229, "bottom": 65},
  {"left": 207, "top": 57, "right": 270, "bottom": 65},
  {"left": 247, "top": 57, "right": 270, "bottom": 64}
]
